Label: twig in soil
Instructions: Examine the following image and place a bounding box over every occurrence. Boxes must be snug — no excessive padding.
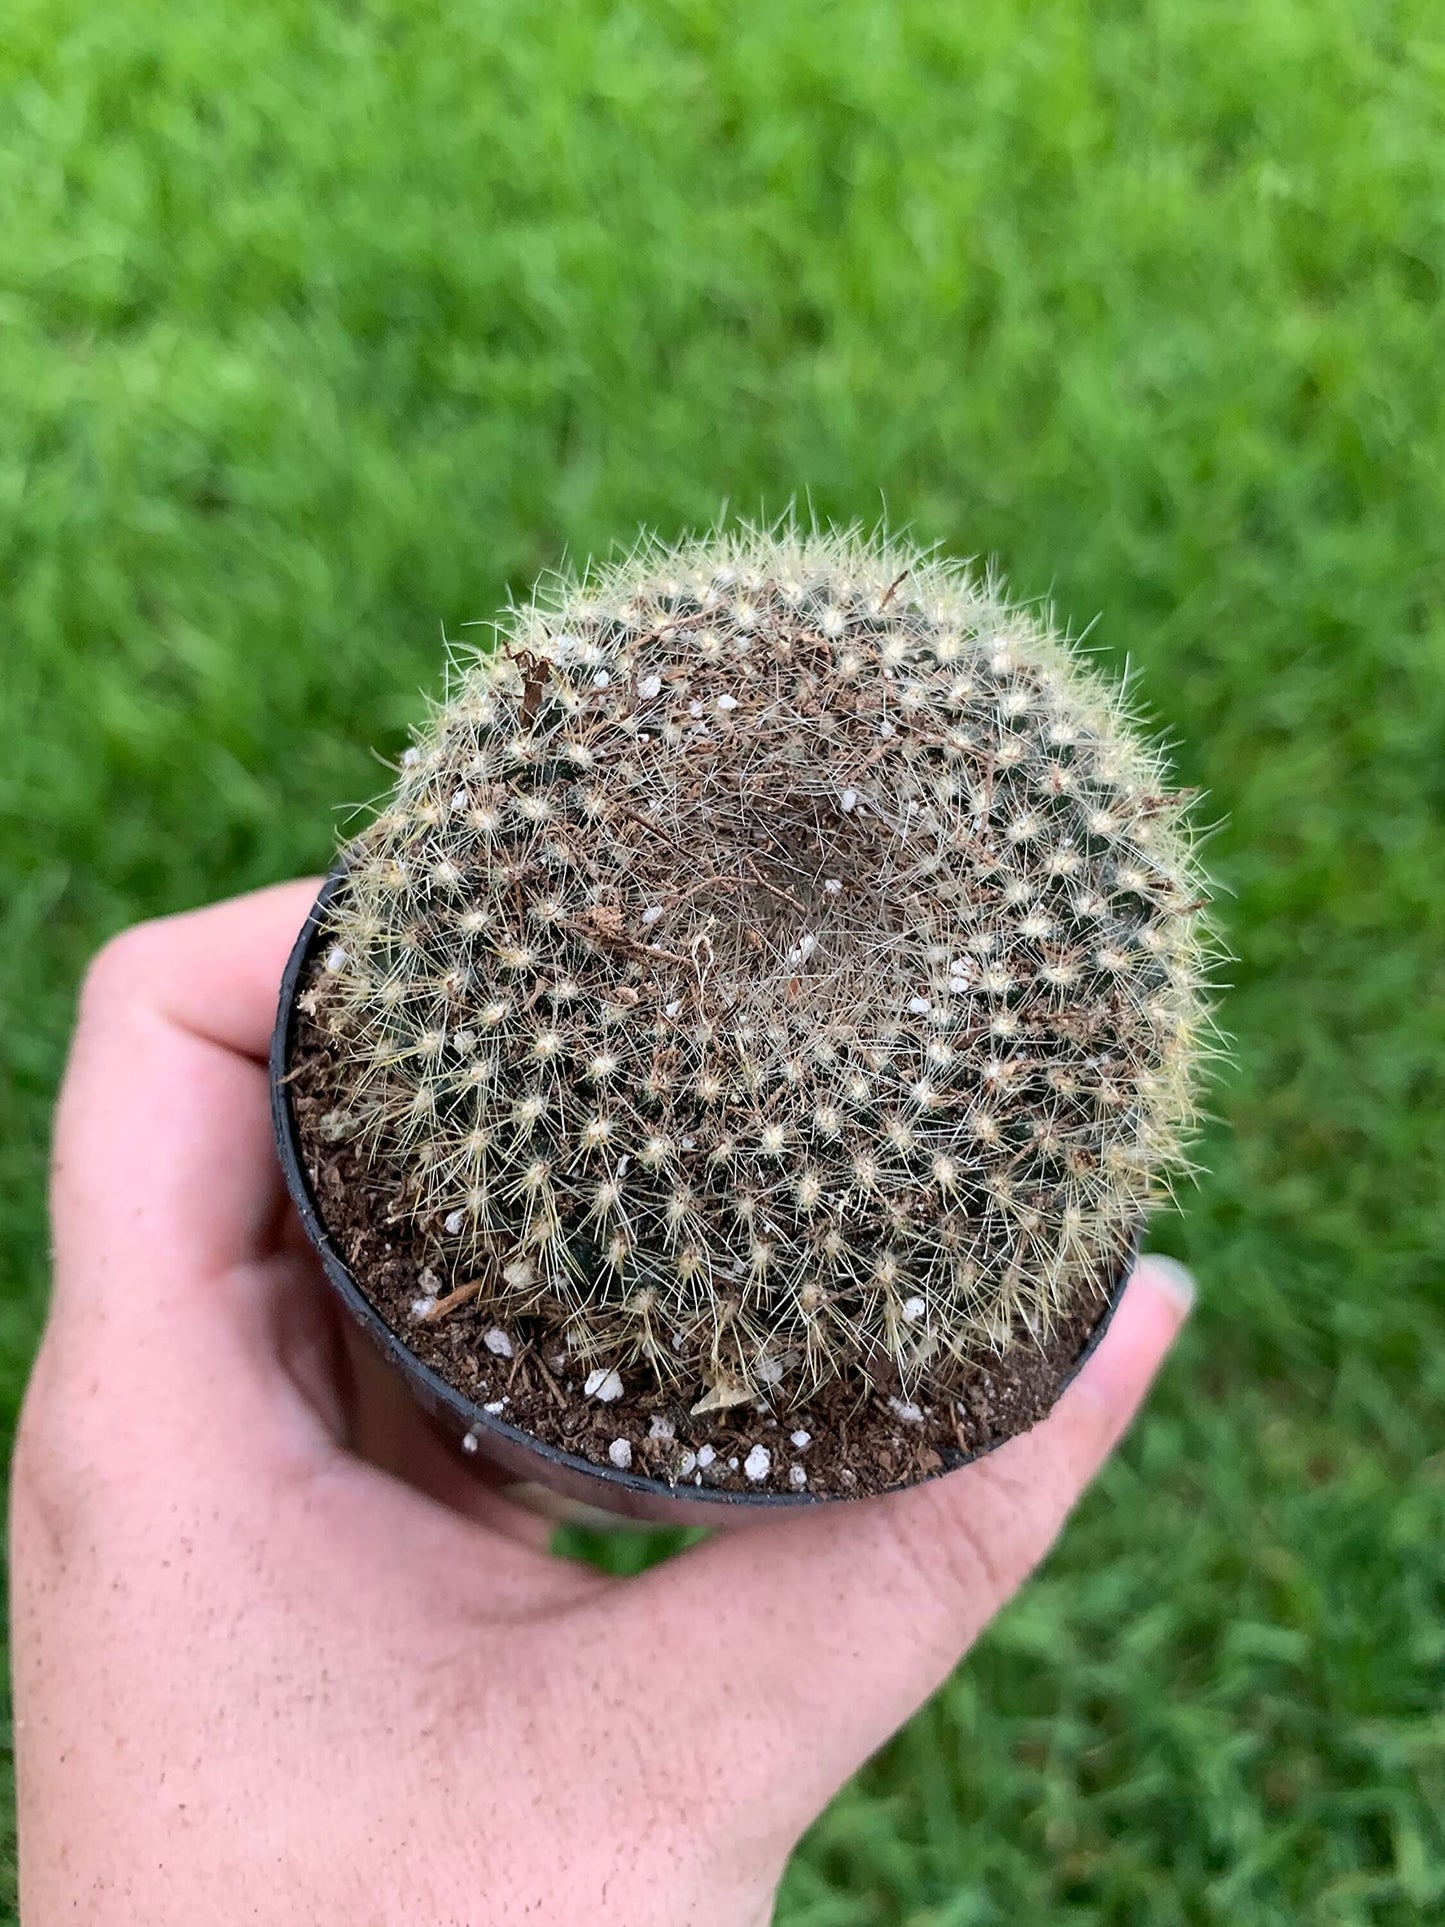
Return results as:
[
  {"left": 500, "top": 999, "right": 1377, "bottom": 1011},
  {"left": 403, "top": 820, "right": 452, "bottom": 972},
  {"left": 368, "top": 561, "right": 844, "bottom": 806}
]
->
[
  {"left": 420, "top": 1277, "right": 487, "bottom": 1323},
  {"left": 743, "top": 852, "right": 809, "bottom": 916},
  {"left": 532, "top": 1352, "right": 568, "bottom": 1408}
]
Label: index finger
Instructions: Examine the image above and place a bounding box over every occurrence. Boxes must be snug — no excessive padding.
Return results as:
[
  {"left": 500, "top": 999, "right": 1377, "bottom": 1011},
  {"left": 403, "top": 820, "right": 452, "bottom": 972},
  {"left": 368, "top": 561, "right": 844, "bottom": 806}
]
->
[{"left": 50, "top": 880, "right": 321, "bottom": 1322}]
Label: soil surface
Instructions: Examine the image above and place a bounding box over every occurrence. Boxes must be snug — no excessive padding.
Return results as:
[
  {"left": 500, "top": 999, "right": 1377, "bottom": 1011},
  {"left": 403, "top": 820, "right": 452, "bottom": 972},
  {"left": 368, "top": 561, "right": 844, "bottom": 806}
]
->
[{"left": 286, "top": 978, "right": 1120, "bottom": 1501}]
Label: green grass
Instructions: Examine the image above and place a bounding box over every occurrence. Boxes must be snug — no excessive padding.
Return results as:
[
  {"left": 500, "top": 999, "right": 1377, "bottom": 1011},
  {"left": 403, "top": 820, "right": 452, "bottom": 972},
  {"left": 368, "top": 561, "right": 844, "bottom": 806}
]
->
[{"left": 3, "top": 0, "right": 1444, "bottom": 1918}]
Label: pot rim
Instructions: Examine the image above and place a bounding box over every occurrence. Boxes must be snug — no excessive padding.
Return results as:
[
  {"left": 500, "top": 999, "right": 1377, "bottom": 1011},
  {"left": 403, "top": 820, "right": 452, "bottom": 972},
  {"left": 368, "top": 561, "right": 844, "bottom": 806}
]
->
[{"left": 271, "top": 861, "right": 1138, "bottom": 1519}]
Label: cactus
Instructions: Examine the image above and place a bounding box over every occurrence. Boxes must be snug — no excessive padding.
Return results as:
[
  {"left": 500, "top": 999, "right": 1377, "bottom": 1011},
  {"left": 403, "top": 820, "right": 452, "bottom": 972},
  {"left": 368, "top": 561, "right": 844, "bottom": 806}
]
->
[{"left": 311, "top": 525, "right": 1213, "bottom": 1413}]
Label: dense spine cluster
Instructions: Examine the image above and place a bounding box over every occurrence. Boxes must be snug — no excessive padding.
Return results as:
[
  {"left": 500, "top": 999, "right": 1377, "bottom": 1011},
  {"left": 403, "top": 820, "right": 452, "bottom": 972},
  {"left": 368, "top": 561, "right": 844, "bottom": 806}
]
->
[{"left": 313, "top": 528, "right": 1213, "bottom": 1410}]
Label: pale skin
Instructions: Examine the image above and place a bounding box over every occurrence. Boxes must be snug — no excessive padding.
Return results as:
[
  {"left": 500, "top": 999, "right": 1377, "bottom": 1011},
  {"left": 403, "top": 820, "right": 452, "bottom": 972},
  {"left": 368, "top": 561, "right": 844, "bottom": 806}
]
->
[{"left": 10, "top": 881, "right": 1195, "bottom": 1926}]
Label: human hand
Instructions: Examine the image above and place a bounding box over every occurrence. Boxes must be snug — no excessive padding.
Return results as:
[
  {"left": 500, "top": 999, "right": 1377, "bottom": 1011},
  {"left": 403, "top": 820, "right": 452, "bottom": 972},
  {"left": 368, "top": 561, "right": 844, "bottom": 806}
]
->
[{"left": 10, "top": 883, "right": 1194, "bottom": 1926}]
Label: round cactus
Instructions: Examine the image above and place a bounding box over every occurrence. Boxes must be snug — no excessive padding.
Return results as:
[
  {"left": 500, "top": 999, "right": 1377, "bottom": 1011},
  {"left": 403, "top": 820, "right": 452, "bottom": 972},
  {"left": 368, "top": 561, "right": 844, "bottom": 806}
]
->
[{"left": 310, "top": 526, "right": 1212, "bottom": 1414}]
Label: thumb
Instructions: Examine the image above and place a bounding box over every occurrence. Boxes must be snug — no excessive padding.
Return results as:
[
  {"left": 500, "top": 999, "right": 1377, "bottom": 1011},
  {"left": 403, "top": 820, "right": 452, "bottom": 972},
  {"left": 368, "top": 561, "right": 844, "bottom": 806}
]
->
[{"left": 631, "top": 1257, "right": 1193, "bottom": 1844}]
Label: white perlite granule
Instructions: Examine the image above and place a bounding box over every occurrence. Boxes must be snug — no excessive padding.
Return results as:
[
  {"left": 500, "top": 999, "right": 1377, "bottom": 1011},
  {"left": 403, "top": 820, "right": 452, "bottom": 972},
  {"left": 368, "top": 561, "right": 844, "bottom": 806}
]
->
[
  {"left": 483, "top": 1328, "right": 514, "bottom": 1358},
  {"left": 607, "top": 1438, "right": 633, "bottom": 1470},
  {"left": 584, "top": 1367, "right": 624, "bottom": 1403},
  {"left": 743, "top": 1444, "right": 771, "bottom": 1482},
  {"left": 788, "top": 1465, "right": 807, "bottom": 1489},
  {"left": 789, "top": 1429, "right": 812, "bottom": 1450}
]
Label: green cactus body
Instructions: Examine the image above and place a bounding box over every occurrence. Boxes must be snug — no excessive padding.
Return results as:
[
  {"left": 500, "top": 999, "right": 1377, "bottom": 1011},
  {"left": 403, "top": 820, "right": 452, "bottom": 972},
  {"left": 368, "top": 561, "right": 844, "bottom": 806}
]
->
[{"left": 313, "top": 528, "right": 1212, "bottom": 1413}]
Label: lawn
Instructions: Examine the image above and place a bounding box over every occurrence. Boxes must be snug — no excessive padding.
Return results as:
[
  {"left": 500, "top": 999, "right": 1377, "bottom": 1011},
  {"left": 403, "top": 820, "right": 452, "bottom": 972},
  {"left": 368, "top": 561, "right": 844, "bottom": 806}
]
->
[{"left": 3, "top": 0, "right": 1443, "bottom": 1919}]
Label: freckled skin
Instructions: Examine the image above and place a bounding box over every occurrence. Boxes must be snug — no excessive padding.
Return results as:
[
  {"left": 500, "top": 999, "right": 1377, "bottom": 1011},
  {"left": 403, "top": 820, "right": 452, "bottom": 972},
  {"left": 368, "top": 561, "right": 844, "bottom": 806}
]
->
[{"left": 11, "top": 878, "right": 1191, "bottom": 1921}]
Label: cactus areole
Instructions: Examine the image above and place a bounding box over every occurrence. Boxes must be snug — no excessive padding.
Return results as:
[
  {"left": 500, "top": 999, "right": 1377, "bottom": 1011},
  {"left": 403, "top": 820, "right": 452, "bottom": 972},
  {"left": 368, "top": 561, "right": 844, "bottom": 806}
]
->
[{"left": 273, "top": 527, "right": 1212, "bottom": 1515}]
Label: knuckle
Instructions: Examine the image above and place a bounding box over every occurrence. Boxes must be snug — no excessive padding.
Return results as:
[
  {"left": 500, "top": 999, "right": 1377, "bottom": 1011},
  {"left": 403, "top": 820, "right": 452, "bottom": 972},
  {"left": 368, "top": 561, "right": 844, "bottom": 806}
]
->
[
  {"left": 76, "top": 919, "right": 170, "bottom": 1023},
  {"left": 10, "top": 1357, "right": 104, "bottom": 1565},
  {"left": 1029, "top": 1388, "right": 1118, "bottom": 1492},
  {"left": 878, "top": 1464, "right": 1040, "bottom": 1630}
]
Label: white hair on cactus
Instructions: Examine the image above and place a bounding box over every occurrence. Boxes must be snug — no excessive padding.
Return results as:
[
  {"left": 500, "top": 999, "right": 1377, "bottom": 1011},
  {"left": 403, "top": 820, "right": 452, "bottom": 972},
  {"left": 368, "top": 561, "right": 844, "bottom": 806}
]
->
[{"left": 313, "top": 520, "right": 1219, "bottom": 1407}]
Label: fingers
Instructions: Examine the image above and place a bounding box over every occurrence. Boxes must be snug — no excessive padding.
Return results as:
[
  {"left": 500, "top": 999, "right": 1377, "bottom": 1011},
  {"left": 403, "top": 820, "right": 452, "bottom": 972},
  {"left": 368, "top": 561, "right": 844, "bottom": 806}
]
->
[
  {"left": 621, "top": 1259, "right": 1194, "bottom": 1840},
  {"left": 42, "top": 881, "right": 324, "bottom": 1444},
  {"left": 51, "top": 880, "right": 320, "bottom": 1307}
]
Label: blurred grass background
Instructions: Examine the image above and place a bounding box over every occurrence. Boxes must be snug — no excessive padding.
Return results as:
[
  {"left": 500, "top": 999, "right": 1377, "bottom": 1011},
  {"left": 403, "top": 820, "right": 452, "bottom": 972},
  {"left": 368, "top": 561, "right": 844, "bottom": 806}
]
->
[{"left": 3, "top": 0, "right": 1443, "bottom": 1919}]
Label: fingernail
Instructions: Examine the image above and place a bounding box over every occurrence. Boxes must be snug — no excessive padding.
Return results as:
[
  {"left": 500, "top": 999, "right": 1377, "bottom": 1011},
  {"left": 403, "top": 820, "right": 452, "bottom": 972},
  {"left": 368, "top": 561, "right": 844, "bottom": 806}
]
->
[{"left": 1141, "top": 1253, "right": 1196, "bottom": 1315}]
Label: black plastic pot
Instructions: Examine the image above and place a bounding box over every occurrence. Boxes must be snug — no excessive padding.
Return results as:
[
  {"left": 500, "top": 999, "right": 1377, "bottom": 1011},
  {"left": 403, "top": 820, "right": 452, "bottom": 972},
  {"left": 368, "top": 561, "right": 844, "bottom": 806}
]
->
[{"left": 271, "top": 865, "right": 1137, "bottom": 1526}]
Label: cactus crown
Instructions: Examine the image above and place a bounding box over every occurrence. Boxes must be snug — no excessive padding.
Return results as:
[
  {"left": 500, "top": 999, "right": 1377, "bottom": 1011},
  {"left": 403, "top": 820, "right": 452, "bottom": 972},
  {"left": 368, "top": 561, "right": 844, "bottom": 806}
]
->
[{"left": 314, "top": 525, "right": 1212, "bottom": 1412}]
